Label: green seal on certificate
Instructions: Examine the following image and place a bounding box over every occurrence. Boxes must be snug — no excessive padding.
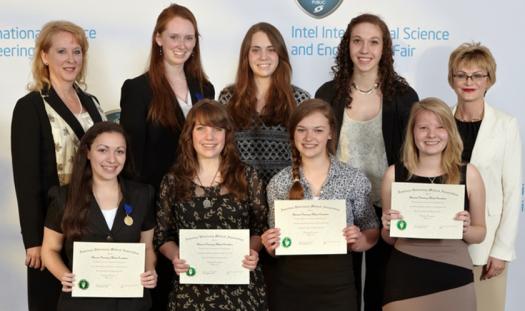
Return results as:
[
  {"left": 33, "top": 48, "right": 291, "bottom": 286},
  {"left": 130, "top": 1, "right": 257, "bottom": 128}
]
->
[
  {"left": 397, "top": 220, "right": 407, "bottom": 230},
  {"left": 282, "top": 237, "right": 292, "bottom": 248},
  {"left": 186, "top": 267, "right": 196, "bottom": 277},
  {"left": 78, "top": 279, "right": 89, "bottom": 290}
]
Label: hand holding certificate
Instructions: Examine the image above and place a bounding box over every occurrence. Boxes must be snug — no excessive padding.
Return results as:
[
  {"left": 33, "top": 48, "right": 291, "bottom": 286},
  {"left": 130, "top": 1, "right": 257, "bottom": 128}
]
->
[
  {"left": 389, "top": 182, "right": 465, "bottom": 239},
  {"left": 274, "top": 200, "right": 347, "bottom": 255},
  {"left": 178, "top": 229, "right": 250, "bottom": 285},
  {"left": 72, "top": 242, "right": 145, "bottom": 297}
]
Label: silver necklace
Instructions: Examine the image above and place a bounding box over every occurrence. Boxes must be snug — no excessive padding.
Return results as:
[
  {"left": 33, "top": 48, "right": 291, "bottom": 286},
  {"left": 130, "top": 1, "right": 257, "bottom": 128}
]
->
[
  {"left": 196, "top": 169, "right": 220, "bottom": 208},
  {"left": 427, "top": 176, "right": 438, "bottom": 184},
  {"left": 351, "top": 82, "right": 379, "bottom": 95}
]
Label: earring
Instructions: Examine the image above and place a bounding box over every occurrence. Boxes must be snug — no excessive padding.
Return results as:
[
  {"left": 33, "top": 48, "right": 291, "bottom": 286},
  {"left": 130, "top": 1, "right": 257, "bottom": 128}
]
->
[
  {"left": 159, "top": 46, "right": 163, "bottom": 56},
  {"left": 43, "top": 62, "right": 48, "bottom": 66}
]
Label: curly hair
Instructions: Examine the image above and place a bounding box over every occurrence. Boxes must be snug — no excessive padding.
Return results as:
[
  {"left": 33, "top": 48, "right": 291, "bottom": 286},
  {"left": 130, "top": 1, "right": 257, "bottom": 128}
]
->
[{"left": 331, "top": 13, "right": 410, "bottom": 108}]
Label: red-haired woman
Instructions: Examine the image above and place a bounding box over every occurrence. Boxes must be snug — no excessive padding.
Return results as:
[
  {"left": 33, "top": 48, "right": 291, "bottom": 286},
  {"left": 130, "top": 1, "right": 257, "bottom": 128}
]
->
[
  {"left": 261, "top": 99, "right": 379, "bottom": 311},
  {"left": 119, "top": 4, "right": 214, "bottom": 308},
  {"left": 155, "top": 100, "right": 268, "bottom": 310},
  {"left": 315, "top": 13, "right": 419, "bottom": 310}
]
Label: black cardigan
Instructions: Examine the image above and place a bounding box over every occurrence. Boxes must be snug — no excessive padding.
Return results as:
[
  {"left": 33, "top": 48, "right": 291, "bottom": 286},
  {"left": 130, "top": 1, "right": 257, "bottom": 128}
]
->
[{"left": 315, "top": 80, "right": 419, "bottom": 165}]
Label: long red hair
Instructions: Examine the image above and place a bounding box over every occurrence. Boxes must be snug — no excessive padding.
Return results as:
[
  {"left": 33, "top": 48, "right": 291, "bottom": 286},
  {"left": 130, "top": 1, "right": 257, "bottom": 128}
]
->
[{"left": 147, "top": 3, "right": 209, "bottom": 131}]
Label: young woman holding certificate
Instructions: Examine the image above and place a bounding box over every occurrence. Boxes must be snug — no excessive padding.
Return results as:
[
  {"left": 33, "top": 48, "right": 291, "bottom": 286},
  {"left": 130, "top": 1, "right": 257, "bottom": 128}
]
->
[
  {"left": 41, "top": 122, "right": 157, "bottom": 311},
  {"left": 155, "top": 100, "right": 268, "bottom": 310},
  {"left": 261, "top": 99, "right": 379, "bottom": 311},
  {"left": 381, "top": 98, "right": 486, "bottom": 311}
]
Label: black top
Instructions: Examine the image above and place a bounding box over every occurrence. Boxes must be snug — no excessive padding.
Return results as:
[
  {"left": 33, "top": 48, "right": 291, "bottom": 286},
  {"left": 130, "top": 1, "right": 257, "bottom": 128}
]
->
[
  {"left": 315, "top": 80, "right": 419, "bottom": 166},
  {"left": 11, "top": 87, "right": 104, "bottom": 249},
  {"left": 119, "top": 73, "right": 215, "bottom": 191},
  {"left": 45, "top": 179, "right": 155, "bottom": 311},
  {"left": 455, "top": 119, "right": 482, "bottom": 163}
]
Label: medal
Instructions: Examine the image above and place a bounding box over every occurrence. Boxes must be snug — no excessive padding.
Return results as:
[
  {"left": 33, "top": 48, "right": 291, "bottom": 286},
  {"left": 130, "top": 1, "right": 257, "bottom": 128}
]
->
[
  {"left": 124, "top": 215, "right": 134, "bottom": 226},
  {"left": 123, "top": 203, "right": 134, "bottom": 226}
]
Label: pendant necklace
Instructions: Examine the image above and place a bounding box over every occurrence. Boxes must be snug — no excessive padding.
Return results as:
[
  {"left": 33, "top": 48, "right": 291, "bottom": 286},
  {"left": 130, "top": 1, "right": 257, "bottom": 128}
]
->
[
  {"left": 351, "top": 82, "right": 379, "bottom": 95},
  {"left": 196, "top": 168, "right": 220, "bottom": 208}
]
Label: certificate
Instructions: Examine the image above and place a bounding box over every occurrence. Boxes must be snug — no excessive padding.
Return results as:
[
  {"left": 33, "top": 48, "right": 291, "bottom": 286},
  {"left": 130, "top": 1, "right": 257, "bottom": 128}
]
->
[
  {"left": 274, "top": 200, "right": 347, "bottom": 255},
  {"left": 390, "top": 182, "right": 465, "bottom": 239},
  {"left": 179, "top": 229, "right": 249, "bottom": 285},
  {"left": 72, "top": 242, "right": 145, "bottom": 297}
]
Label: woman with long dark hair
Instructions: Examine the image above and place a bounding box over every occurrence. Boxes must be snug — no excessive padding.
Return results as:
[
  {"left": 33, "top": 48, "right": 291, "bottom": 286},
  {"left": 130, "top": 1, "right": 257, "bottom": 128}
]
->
[
  {"left": 41, "top": 121, "right": 157, "bottom": 310},
  {"left": 219, "top": 22, "right": 310, "bottom": 186},
  {"left": 261, "top": 99, "right": 379, "bottom": 311},
  {"left": 315, "top": 13, "right": 419, "bottom": 310},
  {"left": 155, "top": 100, "right": 268, "bottom": 310}
]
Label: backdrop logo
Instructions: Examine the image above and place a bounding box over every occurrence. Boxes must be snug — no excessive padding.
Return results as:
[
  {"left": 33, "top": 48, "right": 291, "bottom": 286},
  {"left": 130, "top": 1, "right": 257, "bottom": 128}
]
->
[{"left": 296, "top": 0, "right": 343, "bottom": 19}]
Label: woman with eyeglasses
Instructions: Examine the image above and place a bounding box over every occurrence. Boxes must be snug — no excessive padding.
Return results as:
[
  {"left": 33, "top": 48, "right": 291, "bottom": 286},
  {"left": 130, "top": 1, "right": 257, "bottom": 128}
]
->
[{"left": 448, "top": 42, "right": 522, "bottom": 311}]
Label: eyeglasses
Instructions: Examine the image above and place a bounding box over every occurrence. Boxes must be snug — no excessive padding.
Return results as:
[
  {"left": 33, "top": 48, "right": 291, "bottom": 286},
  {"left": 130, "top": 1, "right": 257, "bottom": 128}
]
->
[{"left": 453, "top": 72, "right": 489, "bottom": 82}]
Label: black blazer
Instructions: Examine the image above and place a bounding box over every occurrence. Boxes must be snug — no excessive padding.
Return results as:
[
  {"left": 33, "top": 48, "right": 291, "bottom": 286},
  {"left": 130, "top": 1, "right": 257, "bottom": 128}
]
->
[
  {"left": 119, "top": 73, "right": 215, "bottom": 190},
  {"left": 45, "top": 179, "right": 155, "bottom": 311},
  {"left": 11, "top": 87, "right": 104, "bottom": 249},
  {"left": 315, "top": 80, "right": 419, "bottom": 165}
]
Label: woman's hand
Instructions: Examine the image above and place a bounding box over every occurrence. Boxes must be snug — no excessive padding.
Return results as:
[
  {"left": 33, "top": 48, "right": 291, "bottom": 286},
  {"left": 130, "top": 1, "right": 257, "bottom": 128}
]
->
[
  {"left": 242, "top": 249, "right": 259, "bottom": 271},
  {"left": 381, "top": 210, "right": 401, "bottom": 230},
  {"left": 60, "top": 272, "right": 75, "bottom": 292},
  {"left": 455, "top": 211, "right": 471, "bottom": 233},
  {"left": 261, "top": 228, "right": 281, "bottom": 254},
  {"left": 26, "top": 246, "right": 44, "bottom": 270},
  {"left": 141, "top": 270, "right": 158, "bottom": 288},
  {"left": 172, "top": 255, "right": 190, "bottom": 275},
  {"left": 482, "top": 257, "right": 507, "bottom": 280},
  {"left": 343, "top": 225, "right": 362, "bottom": 245}
]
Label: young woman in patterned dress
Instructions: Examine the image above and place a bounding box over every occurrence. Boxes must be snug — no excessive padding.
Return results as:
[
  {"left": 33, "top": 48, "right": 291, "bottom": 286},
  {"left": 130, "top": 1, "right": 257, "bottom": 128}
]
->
[{"left": 155, "top": 100, "right": 268, "bottom": 310}]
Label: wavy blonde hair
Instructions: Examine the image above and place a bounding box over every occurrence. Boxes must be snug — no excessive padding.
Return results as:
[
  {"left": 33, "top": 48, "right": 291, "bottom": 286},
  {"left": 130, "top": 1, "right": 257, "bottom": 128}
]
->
[
  {"left": 29, "top": 20, "right": 89, "bottom": 91},
  {"left": 402, "top": 97, "right": 463, "bottom": 184}
]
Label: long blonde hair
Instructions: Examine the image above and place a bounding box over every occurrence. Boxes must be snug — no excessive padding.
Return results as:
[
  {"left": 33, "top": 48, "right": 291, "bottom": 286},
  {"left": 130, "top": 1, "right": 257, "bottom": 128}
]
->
[{"left": 402, "top": 97, "right": 463, "bottom": 184}]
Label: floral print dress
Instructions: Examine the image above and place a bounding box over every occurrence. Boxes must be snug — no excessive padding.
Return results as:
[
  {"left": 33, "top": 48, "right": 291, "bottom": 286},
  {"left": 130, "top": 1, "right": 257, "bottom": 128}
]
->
[{"left": 155, "top": 166, "right": 268, "bottom": 311}]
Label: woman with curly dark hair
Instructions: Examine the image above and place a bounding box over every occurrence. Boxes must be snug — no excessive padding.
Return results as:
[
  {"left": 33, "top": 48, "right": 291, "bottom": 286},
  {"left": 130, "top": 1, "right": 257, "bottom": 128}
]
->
[{"left": 315, "top": 13, "right": 419, "bottom": 311}]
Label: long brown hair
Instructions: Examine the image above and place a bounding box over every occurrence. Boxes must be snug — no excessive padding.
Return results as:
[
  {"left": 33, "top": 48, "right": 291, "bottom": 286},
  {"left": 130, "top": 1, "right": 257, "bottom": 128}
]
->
[
  {"left": 332, "top": 13, "right": 410, "bottom": 109},
  {"left": 147, "top": 3, "right": 209, "bottom": 131},
  {"left": 402, "top": 98, "right": 463, "bottom": 184},
  {"left": 227, "top": 22, "right": 296, "bottom": 129},
  {"left": 287, "top": 99, "right": 337, "bottom": 199},
  {"left": 29, "top": 20, "right": 89, "bottom": 91},
  {"left": 62, "top": 122, "right": 135, "bottom": 239},
  {"left": 169, "top": 99, "right": 248, "bottom": 201}
]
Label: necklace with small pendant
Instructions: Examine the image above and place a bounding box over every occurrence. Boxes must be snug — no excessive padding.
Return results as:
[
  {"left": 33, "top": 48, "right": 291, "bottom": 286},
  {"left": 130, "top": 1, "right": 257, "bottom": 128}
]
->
[{"left": 196, "top": 169, "right": 220, "bottom": 208}]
